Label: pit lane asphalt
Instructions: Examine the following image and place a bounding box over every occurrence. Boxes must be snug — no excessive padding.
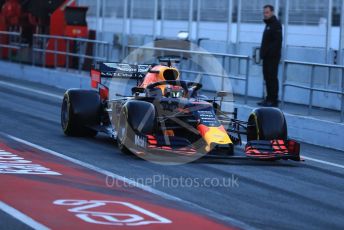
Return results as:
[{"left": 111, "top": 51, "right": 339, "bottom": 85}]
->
[{"left": 0, "top": 76, "right": 343, "bottom": 230}]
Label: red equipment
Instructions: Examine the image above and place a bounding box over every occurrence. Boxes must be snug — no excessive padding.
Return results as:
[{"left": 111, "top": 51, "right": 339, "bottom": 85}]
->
[
  {"left": 0, "top": 0, "right": 89, "bottom": 66},
  {"left": 0, "top": 0, "right": 22, "bottom": 58},
  {"left": 2, "top": 0, "right": 21, "bottom": 26},
  {"left": 46, "top": 0, "right": 88, "bottom": 66}
]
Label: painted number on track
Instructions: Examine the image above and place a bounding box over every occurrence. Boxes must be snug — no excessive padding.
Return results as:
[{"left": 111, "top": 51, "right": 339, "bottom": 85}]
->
[
  {"left": 54, "top": 199, "right": 172, "bottom": 226},
  {"left": 0, "top": 150, "right": 60, "bottom": 175}
]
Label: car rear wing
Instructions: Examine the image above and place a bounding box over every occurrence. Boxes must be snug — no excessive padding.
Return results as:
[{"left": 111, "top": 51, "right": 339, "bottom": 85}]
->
[{"left": 90, "top": 62, "right": 151, "bottom": 88}]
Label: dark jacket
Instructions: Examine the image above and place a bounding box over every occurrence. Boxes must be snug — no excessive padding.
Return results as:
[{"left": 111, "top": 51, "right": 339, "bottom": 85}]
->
[{"left": 260, "top": 16, "right": 283, "bottom": 60}]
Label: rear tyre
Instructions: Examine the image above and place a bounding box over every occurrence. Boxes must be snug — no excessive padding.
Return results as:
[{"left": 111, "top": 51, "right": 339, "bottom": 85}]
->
[
  {"left": 247, "top": 108, "right": 287, "bottom": 141},
  {"left": 61, "top": 90, "right": 100, "bottom": 137}
]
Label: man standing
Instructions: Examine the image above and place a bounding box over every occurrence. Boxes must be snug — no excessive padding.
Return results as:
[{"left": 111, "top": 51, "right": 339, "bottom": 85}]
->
[{"left": 258, "top": 5, "right": 283, "bottom": 107}]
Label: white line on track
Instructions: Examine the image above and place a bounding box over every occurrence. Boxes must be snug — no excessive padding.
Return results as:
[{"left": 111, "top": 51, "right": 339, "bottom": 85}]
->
[
  {"left": 0, "top": 80, "right": 63, "bottom": 99},
  {"left": 301, "top": 156, "right": 344, "bottom": 169},
  {"left": 0, "top": 201, "right": 50, "bottom": 230},
  {"left": 3, "top": 133, "right": 255, "bottom": 230}
]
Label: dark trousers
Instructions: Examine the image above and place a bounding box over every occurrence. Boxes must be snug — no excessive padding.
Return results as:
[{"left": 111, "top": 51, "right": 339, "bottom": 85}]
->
[{"left": 262, "top": 58, "right": 280, "bottom": 102}]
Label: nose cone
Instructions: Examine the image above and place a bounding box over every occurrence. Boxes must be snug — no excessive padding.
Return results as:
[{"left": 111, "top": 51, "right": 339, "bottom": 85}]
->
[{"left": 197, "top": 124, "right": 232, "bottom": 152}]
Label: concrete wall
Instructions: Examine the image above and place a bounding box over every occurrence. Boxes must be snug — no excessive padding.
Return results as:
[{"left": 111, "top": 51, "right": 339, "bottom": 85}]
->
[{"left": 0, "top": 62, "right": 91, "bottom": 90}]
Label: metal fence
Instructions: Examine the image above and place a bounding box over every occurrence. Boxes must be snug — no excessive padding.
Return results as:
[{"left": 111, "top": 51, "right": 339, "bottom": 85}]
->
[
  {"left": 0, "top": 31, "right": 111, "bottom": 72},
  {"left": 281, "top": 60, "right": 344, "bottom": 122},
  {"left": 0, "top": 31, "right": 344, "bottom": 122},
  {"left": 0, "top": 31, "right": 25, "bottom": 63},
  {"left": 0, "top": 32, "right": 251, "bottom": 103},
  {"left": 125, "top": 45, "right": 251, "bottom": 103},
  {"left": 32, "top": 34, "right": 111, "bottom": 72}
]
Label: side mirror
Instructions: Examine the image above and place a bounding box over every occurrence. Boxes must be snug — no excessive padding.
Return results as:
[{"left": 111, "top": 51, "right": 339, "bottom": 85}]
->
[{"left": 216, "top": 91, "right": 231, "bottom": 98}]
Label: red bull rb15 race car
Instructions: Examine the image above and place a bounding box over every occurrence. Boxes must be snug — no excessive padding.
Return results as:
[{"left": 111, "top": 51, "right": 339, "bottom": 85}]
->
[{"left": 60, "top": 61, "right": 301, "bottom": 162}]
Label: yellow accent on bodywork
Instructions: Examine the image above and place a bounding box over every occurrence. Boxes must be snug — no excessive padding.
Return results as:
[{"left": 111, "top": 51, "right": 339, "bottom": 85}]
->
[
  {"left": 157, "top": 66, "right": 180, "bottom": 81},
  {"left": 203, "top": 127, "right": 232, "bottom": 152},
  {"left": 156, "top": 66, "right": 180, "bottom": 93}
]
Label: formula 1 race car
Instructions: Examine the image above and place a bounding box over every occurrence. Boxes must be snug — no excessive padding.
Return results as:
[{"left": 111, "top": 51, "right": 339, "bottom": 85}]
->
[{"left": 60, "top": 61, "right": 301, "bottom": 162}]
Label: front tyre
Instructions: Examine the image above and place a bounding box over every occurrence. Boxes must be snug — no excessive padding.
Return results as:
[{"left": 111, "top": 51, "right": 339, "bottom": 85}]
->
[{"left": 247, "top": 108, "right": 287, "bottom": 141}]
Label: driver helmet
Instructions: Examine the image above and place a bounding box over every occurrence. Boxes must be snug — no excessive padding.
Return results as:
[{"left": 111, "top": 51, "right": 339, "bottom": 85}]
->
[{"left": 164, "top": 85, "right": 184, "bottom": 98}]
